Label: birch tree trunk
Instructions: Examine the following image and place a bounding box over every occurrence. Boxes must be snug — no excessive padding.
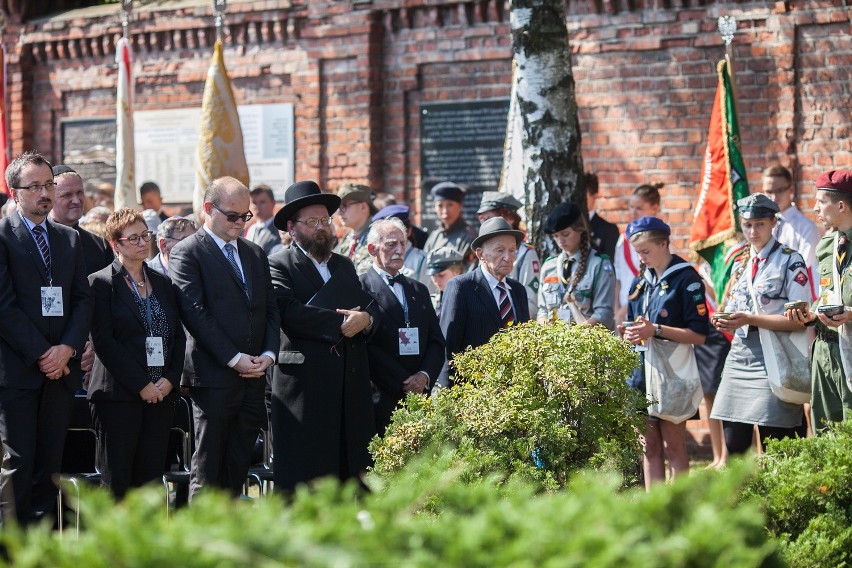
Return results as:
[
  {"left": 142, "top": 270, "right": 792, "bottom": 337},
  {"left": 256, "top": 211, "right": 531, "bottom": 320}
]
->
[{"left": 507, "top": 0, "right": 584, "bottom": 257}]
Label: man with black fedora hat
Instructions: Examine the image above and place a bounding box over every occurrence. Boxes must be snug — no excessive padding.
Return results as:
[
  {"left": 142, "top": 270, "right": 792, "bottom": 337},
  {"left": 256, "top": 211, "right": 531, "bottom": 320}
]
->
[
  {"left": 437, "top": 216, "right": 530, "bottom": 387},
  {"left": 423, "top": 181, "right": 477, "bottom": 270},
  {"left": 268, "top": 180, "right": 378, "bottom": 491}
]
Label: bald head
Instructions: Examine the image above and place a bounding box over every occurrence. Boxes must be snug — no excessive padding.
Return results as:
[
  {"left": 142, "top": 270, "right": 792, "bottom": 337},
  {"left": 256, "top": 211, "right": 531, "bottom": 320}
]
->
[{"left": 203, "top": 177, "right": 252, "bottom": 242}]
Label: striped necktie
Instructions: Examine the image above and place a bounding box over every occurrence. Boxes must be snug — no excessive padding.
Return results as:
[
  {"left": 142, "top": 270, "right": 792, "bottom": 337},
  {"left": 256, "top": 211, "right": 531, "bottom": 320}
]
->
[
  {"left": 837, "top": 234, "right": 849, "bottom": 276},
  {"left": 32, "top": 225, "right": 51, "bottom": 272},
  {"left": 496, "top": 281, "right": 514, "bottom": 328},
  {"left": 560, "top": 257, "right": 575, "bottom": 286},
  {"left": 224, "top": 243, "right": 249, "bottom": 299}
]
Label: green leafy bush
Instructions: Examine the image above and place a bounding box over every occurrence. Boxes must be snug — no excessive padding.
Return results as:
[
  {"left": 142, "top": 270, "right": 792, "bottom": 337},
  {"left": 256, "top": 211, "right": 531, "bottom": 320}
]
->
[
  {"left": 371, "top": 321, "right": 646, "bottom": 489},
  {"left": 744, "top": 420, "right": 852, "bottom": 567},
  {"left": 1, "top": 451, "right": 779, "bottom": 567}
]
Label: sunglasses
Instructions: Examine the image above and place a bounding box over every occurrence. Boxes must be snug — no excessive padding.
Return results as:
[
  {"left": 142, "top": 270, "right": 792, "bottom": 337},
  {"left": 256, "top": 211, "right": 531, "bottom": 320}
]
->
[{"left": 212, "top": 203, "right": 253, "bottom": 223}]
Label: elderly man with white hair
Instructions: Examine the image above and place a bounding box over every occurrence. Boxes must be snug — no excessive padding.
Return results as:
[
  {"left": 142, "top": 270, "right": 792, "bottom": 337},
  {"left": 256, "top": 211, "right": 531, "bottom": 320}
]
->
[{"left": 359, "top": 218, "right": 446, "bottom": 435}]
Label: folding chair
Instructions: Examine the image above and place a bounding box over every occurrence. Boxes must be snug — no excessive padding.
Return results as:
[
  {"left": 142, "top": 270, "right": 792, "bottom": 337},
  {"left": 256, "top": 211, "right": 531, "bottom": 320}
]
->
[
  {"left": 163, "top": 395, "right": 193, "bottom": 516},
  {"left": 57, "top": 394, "right": 101, "bottom": 537}
]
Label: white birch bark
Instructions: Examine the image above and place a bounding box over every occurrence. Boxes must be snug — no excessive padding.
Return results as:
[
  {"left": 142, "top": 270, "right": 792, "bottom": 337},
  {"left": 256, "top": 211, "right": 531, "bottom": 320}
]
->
[{"left": 507, "top": 1, "right": 584, "bottom": 256}]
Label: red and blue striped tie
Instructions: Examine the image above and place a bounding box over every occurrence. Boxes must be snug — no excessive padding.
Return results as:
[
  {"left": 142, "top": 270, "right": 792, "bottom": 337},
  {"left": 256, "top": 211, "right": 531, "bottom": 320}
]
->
[{"left": 497, "top": 281, "right": 514, "bottom": 328}]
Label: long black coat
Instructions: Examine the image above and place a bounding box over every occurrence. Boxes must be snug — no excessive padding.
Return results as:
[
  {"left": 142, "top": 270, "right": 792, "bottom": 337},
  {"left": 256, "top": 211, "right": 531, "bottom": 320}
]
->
[{"left": 269, "top": 247, "right": 377, "bottom": 491}]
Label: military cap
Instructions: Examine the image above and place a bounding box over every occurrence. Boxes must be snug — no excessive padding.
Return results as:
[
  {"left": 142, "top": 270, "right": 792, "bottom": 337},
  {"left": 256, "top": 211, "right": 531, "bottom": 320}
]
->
[
  {"left": 477, "top": 191, "right": 523, "bottom": 214},
  {"left": 426, "top": 246, "right": 465, "bottom": 275},
  {"left": 338, "top": 183, "right": 377, "bottom": 215},
  {"left": 737, "top": 193, "right": 780, "bottom": 219},
  {"left": 372, "top": 204, "right": 410, "bottom": 223}
]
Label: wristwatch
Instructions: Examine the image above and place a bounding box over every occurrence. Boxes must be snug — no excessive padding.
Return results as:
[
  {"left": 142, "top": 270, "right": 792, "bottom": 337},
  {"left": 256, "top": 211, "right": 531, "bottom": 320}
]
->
[{"left": 654, "top": 324, "right": 663, "bottom": 337}]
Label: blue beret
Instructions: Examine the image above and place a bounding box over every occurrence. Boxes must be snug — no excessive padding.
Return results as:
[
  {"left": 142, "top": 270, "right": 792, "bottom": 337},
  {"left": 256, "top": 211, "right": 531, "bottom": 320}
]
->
[
  {"left": 626, "top": 216, "right": 671, "bottom": 239},
  {"left": 543, "top": 202, "right": 582, "bottom": 234},
  {"left": 430, "top": 181, "right": 465, "bottom": 203},
  {"left": 372, "top": 204, "right": 410, "bottom": 223}
]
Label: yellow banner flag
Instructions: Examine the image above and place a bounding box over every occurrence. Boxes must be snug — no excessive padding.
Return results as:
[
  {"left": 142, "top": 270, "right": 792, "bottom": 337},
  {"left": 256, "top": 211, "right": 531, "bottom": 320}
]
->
[{"left": 193, "top": 40, "right": 249, "bottom": 213}]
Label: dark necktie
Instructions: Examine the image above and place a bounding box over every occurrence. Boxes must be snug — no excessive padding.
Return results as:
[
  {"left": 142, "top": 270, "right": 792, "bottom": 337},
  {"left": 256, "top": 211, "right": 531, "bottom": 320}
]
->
[
  {"left": 560, "top": 257, "right": 575, "bottom": 286},
  {"left": 497, "top": 281, "right": 514, "bottom": 328},
  {"left": 32, "top": 225, "right": 51, "bottom": 272},
  {"left": 224, "top": 243, "right": 249, "bottom": 299},
  {"left": 837, "top": 234, "right": 849, "bottom": 276}
]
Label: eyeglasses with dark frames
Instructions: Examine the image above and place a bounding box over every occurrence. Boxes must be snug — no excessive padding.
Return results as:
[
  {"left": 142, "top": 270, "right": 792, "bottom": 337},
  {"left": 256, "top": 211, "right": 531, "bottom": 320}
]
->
[
  {"left": 14, "top": 182, "right": 57, "bottom": 193},
  {"left": 117, "top": 231, "right": 155, "bottom": 245},
  {"left": 212, "top": 203, "right": 253, "bottom": 223}
]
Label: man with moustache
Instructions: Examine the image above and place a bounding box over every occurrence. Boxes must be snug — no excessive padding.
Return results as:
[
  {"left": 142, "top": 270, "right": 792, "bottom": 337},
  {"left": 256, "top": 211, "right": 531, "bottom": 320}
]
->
[
  {"left": 359, "top": 218, "right": 445, "bottom": 435},
  {"left": 0, "top": 151, "right": 93, "bottom": 525},
  {"left": 269, "top": 181, "right": 377, "bottom": 491},
  {"left": 438, "top": 217, "right": 530, "bottom": 387},
  {"left": 169, "top": 177, "right": 280, "bottom": 498}
]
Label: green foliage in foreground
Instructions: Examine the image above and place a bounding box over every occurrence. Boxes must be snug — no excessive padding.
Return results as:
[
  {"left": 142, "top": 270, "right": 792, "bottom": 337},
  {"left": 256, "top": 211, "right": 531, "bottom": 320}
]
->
[
  {"left": 1, "top": 452, "right": 779, "bottom": 567},
  {"left": 745, "top": 420, "right": 852, "bottom": 568},
  {"left": 371, "top": 322, "right": 646, "bottom": 489}
]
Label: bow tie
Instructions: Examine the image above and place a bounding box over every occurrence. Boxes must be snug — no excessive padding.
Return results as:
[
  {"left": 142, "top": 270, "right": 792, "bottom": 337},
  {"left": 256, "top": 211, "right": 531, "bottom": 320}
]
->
[{"left": 387, "top": 274, "right": 405, "bottom": 286}]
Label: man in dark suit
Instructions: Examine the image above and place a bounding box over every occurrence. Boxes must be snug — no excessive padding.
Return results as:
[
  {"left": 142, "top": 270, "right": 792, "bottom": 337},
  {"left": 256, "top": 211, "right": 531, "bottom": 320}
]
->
[
  {"left": 360, "top": 218, "right": 445, "bottom": 435},
  {"left": 50, "top": 165, "right": 115, "bottom": 387},
  {"left": 269, "top": 181, "right": 377, "bottom": 492},
  {"left": 0, "top": 151, "right": 93, "bottom": 525},
  {"left": 586, "top": 173, "right": 620, "bottom": 260},
  {"left": 246, "top": 184, "right": 281, "bottom": 256},
  {"left": 169, "top": 176, "right": 280, "bottom": 499},
  {"left": 438, "top": 217, "right": 530, "bottom": 387}
]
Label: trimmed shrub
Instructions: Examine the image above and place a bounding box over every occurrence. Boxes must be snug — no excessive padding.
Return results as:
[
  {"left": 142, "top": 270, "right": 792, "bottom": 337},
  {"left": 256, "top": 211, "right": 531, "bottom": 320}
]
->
[
  {"left": 371, "top": 321, "right": 646, "bottom": 489},
  {"left": 0, "top": 451, "right": 779, "bottom": 567},
  {"left": 744, "top": 420, "right": 852, "bottom": 567}
]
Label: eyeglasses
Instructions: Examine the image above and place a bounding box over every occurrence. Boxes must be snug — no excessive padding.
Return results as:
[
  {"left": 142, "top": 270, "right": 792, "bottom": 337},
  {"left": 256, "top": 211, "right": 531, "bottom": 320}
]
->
[
  {"left": 118, "top": 231, "right": 155, "bottom": 245},
  {"left": 212, "top": 203, "right": 253, "bottom": 223},
  {"left": 294, "top": 216, "right": 333, "bottom": 228},
  {"left": 14, "top": 182, "right": 56, "bottom": 193}
]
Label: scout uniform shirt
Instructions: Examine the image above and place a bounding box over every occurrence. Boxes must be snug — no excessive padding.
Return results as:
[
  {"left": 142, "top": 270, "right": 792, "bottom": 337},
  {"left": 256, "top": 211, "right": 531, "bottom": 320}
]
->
[
  {"left": 423, "top": 218, "right": 478, "bottom": 266},
  {"left": 511, "top": 242, "right": 541, "bottom": 319},
  {"left": 812, "top": 231, "right": 852, "bottom": 425},
  {"left": 625, "top": 255, "right": 710, "bottom": 392},
  {"left": 336, "top": 225, "right": 372, "bottom": 276},
  {"left": 537, "top": 249, "right": 615, "bottom": 330}
]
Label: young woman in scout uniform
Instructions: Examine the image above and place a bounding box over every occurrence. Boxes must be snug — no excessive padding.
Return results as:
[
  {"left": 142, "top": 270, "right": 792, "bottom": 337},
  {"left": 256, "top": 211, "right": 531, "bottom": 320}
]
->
[
  {"left": 616, "top": 216, "right": 709, "bottom": 491},
  {"left": 711, "top": 193, "right": 810, "bottom": 455},
  {"left": 536, "top": 202, "right": 615, "bottom": 329},
  {"left": 614, "top": 183, "right": 663, "bottom": 324}
]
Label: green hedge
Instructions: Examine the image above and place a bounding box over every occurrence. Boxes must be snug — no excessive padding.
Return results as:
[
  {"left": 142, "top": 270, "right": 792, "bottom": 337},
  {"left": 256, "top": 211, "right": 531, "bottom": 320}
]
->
[
  {"left": 744, "top": 420, "right": 852, "bottom": 567},
  {"left": 371, "top": 322, "right": 646, "bottom": 489},
  {"left": 1, "top": 451, "right": 779, "bottom": 567}
]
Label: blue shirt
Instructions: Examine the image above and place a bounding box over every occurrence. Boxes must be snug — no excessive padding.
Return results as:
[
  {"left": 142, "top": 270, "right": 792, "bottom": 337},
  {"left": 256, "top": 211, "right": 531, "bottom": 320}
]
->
[{"left": 626, "top": 255, "right": 710, "bottom": 391}]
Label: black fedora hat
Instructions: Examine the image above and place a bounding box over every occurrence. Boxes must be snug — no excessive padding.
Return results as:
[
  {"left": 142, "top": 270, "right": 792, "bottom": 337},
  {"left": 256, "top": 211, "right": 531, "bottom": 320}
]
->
[
  {"left": 274, "top": 181, "right": 341, "bottom": 230},
  {"left": 470, "top": 217, "right": 525, "bottom": 250}
]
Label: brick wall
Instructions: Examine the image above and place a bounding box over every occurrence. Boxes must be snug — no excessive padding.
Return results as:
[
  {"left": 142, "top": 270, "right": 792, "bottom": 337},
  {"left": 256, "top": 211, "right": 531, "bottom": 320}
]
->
[{"left": 4, "top": 0, "right": 848, "bottom": 248}]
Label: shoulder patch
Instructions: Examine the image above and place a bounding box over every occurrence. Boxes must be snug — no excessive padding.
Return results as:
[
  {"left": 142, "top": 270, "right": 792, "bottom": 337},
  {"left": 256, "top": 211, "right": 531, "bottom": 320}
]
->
[
  {"left": 788, "top": 260, "right": 806, "bottom": 272},
  {"left": 782, "top": 247, "right": 796, "bottom": 254},
  {"left": 794, "top": 271, "right": 809, "bottom": 287},
  {"left": 687, "top": 282, "right": 701, "bottom": 292},
  {"left": 602, "top": 262, "right": 613, "bottom": 273},
  {"left": 696, "top": 303, "right": 707, "bottom": 316}
]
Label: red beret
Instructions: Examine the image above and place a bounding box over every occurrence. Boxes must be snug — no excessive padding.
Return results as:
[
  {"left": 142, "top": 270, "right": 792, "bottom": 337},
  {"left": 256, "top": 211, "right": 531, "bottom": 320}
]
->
[{"left": 816, "top": 170, "right": 852, "bottom": 193}]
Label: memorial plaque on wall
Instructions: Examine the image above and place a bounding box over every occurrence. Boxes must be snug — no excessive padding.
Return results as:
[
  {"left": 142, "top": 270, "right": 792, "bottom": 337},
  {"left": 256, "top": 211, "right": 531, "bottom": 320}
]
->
[
  {"left": 61, "top": 118, "right": 117, "bottom": 190},
  {"left": 420, "top": 99, "right": 509, "bottom": 231}
]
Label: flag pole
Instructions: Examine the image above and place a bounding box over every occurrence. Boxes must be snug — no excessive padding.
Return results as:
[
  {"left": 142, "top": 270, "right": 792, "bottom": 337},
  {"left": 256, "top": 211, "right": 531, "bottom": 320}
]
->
[
  {"left": 114, "top": 0, "right": 137, "bottom": 209},
  {"left": 718, "top": 16, "right": 739, "bottom": 113},
  {"left": 214, "top": 0, "right": 227, "bottom": 43}
]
